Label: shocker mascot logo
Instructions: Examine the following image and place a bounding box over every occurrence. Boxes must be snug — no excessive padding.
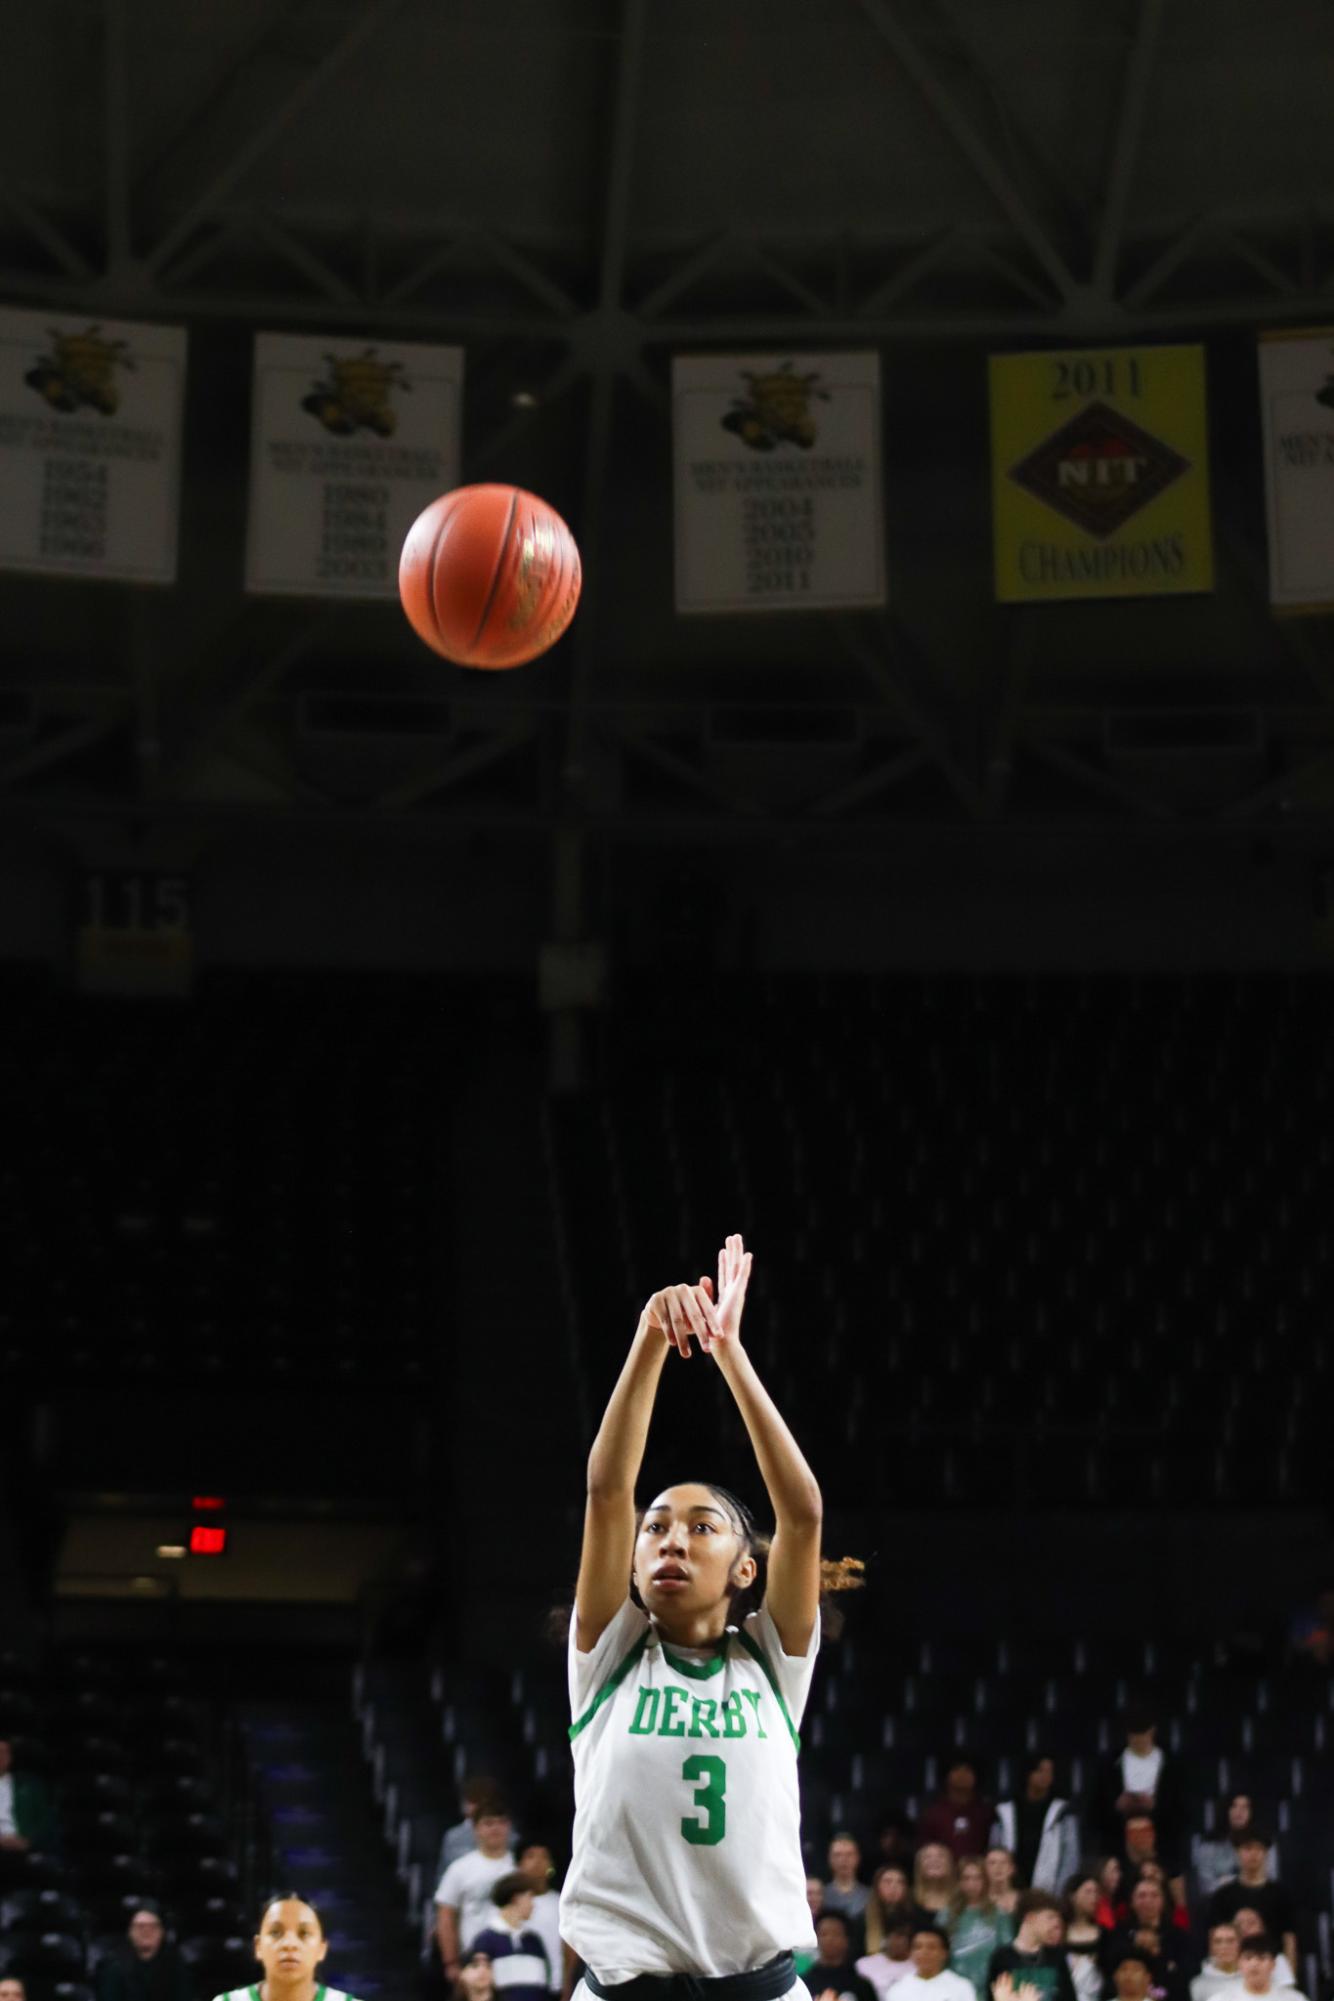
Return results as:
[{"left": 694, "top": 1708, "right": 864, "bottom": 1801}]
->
[
  {"left": 25, "top": 325, "right": 134, "bottom": 415},
  {"left": 721, "top": 361, "right": 829, "bottom": 451},
  {"left": 301, "top": 348, "right": 409, "bottom": 437}
]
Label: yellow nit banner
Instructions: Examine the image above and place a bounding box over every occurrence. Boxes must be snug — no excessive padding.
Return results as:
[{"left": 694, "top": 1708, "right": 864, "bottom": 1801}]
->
[{"left": 989, "top": 344, "right": 1213, "bottom": 603}]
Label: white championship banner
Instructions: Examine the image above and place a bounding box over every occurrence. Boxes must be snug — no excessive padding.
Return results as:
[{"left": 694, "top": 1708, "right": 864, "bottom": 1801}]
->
[
  {"left": 0, "top": 306, "right": 186, "bottom": 583},
  {"left": 245, "top": 332, "right": 463, "bottom": 598},
  {"left": 673, "top": 351, "right": 886, "bottom": 613},
  {"left": 1259, "top": 329, "right": 1334, "bottom": 611}
]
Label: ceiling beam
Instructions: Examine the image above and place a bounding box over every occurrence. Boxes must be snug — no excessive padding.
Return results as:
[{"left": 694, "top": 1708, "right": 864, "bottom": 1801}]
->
[
  {"left": 856, "top": 0, "right": 1076, "bottom": 304},
  {"left": 145, "top": 0, "right": 414, "bottom": 279},
  {"left": 0, "top": 188, "right": 93, "bottom": 282},
  {"left": 103, "top": 0, "right": 131, "bottom": 271},
  {"left": 564, "top": 0, "right": 649, "bottom": 765},
  {"left": 830, "top": 616, "right": 985, "bottom": 818},
  {"left": 1092, "top": 0, "right": 1166, "bottom": 303}
]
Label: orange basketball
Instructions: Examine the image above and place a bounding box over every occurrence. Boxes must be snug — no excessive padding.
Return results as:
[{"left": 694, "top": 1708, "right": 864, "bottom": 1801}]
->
[{"left": 398, "top": 484, "right": 582, "bottom": 669}]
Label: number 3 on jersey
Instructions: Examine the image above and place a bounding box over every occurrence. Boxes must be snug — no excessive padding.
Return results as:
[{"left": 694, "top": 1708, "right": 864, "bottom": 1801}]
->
[{"left": 680, "top": 1753, "right": 727, "bottom": 1844}]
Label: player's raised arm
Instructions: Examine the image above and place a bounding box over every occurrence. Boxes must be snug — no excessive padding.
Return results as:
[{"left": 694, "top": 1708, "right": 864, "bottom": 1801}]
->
[
  {"left": 573, "top": 1278, "right": 715, "bottom": 1652},
  {"left": 700, "top": 1233, "right": 823, "bottom": 1657}
]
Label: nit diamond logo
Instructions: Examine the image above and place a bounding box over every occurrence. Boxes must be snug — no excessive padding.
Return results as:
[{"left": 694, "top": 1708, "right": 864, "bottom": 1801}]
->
[{"left": 1007, "top": 400, "right": 1190, "bottom": 540}]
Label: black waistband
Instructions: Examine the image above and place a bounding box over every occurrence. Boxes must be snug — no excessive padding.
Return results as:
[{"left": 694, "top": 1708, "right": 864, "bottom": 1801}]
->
[{"left": 584, "top": 1951, "right": 796, "bottom": 2001}]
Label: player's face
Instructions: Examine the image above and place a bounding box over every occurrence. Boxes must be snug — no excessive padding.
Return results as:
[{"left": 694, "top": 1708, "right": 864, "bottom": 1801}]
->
[
  {"left": 634, "top": 1485, "right": 756, "bottom": 1619},
  {"left": 255, "top": 1901, "right": 328, "bottom": 1983},
  {"left": 0, "top": 1980, "right": 26, "bottom": 2001}
]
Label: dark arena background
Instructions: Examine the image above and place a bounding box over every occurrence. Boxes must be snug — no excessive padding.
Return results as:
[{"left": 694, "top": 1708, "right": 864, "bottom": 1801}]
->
[{"left": 1, "top": 7, "right": 1333, "bottom": 2001}]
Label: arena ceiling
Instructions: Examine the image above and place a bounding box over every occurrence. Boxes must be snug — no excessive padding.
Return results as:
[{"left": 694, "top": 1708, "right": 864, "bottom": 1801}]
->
[{"left": 3, "top": 0, "right": 1334, "bottom": 848}]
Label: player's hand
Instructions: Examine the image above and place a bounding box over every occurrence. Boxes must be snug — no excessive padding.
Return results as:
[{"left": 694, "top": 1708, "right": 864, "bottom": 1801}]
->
[
  {"left": 696, "top": 1233, "right": 752, "bottom": 1360},
  {"left": 642, "top": 1281, "right": 714, "bottom": 1358}
]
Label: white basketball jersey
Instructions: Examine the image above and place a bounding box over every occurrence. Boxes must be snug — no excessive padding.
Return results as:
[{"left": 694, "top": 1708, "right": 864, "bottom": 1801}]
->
[
  {"left": 217, "top": 1989, "right": 358, "bottom": 2001},
  {"left": 559, "top": 1598, "right": 819, "bottom": 1983}
]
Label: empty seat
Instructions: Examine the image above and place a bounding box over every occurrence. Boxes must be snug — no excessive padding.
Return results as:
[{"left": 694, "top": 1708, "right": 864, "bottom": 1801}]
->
[{"left": 0, "top": 1894, "right": 84, "bottom": 1937}]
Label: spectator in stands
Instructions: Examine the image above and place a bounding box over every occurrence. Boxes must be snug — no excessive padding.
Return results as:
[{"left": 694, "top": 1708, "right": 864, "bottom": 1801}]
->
[
  {"left": 1287, "top": 1585, "right": 1334, "bottom": 1669},
  {"left": 1229, "top": 1911, "right": 1295, "bottom": 1990},
  {"left": 807, "top": 1910, "right": 879, "bottom": 2001},
  {"left": 857, "top": 1918, "right": 918, "bottom": 2000},
  {"left": 1191, "top": 1925, "right": 1243, "bottom": 2001},
  {"left": 892, "top": 1927, "right": 976, "bottom": 2001},
  {"left": 915, "top": 1846, "right": 959, "bottom": 1924},
  {"left": 1061, "top": 1876, "right": 1103, "bottom": 2001},
  {"left": 439, "top": 1774, "right": 501, "bottom": 1877},
  {"left": 937, "top": 1857, "right": 1014, "bottom": 2001},
  {"left": 1108, "top": 1950, "right": 1157, "bottom": 2001},
  {"left": 1195, "top": 1800, "right": 1274, "bottom": 1903},
  {"left": 435, "top": 1800, "right": 517, "bottom": 1986},
  {"left": 798, "top": 1882, "right": 826, "bottom": 1977},
  {"left": 1095, "top": 1858, "right": 1127, "bottom": 1930},
  {"left": 986, "top": 1888, "right": 1076, "bottom": 2001},
  {"left": 517, "top": 1843, "right": 563, "bottom": 1995},
  {"left": 0, "top": 1739, "right": 56, "bottom": 1860},
  {"left": 94, "top": 1904, "right": 192, "bottom": 2001},
  {"left": 825, "top": 1834, "right": 872, "bottom": 1935},
  {"left": 985, "top": 1850, "right": 1020, "bottom": 1922},
  {"left": 469, "top": 1872, "right": 549, "bottom": 2001},
  {"left": 1231, "top": 1937, "right": 1306, "bottom": 2001},
  {"left": 1132, "top": 1863, "right": 1189, "bottom": 1934},
  {"left": 920, "top": 1760, "right": 995, "bottom": 1862},
  {"left": 991, "top": 1757, "right": 1080, "bottom": 1892},
  {"left": 1206, "top": 1835, "right": 1297, "bottom": 1976},
  {"left": 875, "top": 1812, "right": 918, "bottom": 1872},
  {"left": 1100, "top": 1879, "right": 1188, "bottom": 2001},
  {"left": 0, "top": 1979, "right": 26, "bottom": 2001},
  {"left": 866, "top": 1867, "right": 928, "bottom": 1954},
  {"left": 1123, "top": 1817, "right": 1161, "bottom": 1876},
  {"left": 457, "top": 1952, "right": 496, "bottom": 2001},
  {"left": 1094, "top": 1709, "right": 1184, "bottom": 1892}
]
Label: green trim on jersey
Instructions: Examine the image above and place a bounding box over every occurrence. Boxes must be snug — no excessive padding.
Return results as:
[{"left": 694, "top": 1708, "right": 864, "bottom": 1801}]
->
[
  {"left": 569, "top": 1627, "right": 652, "bottom": 1740},
  {"left": 734, "top": 1626, "right": 800, "bottom": 1751},
  {"left": 218, "top": 1984, "right": 345, "bottom": 2001},
  {"left": 659, "top": 1640, "right": 729, "bottom": 1680}
]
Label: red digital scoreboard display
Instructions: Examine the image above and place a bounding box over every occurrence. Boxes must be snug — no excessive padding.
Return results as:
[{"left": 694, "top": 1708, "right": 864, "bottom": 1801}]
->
[{"left": 188, "top": 1523, "right": 228, "bottom": 1556}]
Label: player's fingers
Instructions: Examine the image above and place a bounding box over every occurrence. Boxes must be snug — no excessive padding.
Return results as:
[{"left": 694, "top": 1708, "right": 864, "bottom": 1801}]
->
[
  {"left": 666, "top": 1287, "right": 693, "bottom": 1356},
  {"left": 681, "top": 1287, "right": 711, "bottom": 1341},
  {"left": 695, "top": 1280, "right": 714, "bottom": 1352}
]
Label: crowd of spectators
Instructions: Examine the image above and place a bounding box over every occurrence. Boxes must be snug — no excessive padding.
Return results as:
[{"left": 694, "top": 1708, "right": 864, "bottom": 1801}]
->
[
  {"left": 421, "top": 1701, "right": 1320, "bottom": 2001},
  {"left": 785, "top": 1706, "right": 1311, "bottom": 2001}
]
